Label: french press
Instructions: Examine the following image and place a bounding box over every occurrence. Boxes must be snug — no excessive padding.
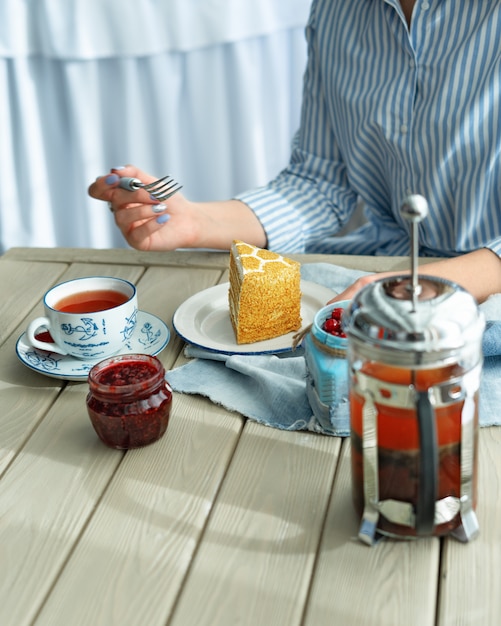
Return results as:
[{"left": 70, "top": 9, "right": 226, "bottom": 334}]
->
[{"left": 345, "top": 196, "right": 485, "bottom": 545}]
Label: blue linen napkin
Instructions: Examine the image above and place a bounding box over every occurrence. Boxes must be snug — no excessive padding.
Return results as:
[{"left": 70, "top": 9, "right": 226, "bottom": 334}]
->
[{"left": 166, "top": 263, "right": 501, "bottom": 434}]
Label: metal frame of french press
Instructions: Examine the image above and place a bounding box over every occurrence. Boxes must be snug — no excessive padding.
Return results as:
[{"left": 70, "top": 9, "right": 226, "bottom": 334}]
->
[{"left": 352, "top": 196, "right": 482, "bottom": 546}]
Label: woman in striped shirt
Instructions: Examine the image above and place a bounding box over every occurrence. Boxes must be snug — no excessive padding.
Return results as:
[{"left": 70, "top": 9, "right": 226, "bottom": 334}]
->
[{"left": 90, "top": 0, "right": 501, "bottom": 303}]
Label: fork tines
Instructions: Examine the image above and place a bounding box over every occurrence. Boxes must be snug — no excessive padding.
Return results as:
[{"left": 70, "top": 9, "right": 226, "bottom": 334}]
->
[
  {"left": 118, "top": 175, "right": 183, "bottom": 202},
  {"left": 142, "top": 175, "right": 183, "bottom": 202}
]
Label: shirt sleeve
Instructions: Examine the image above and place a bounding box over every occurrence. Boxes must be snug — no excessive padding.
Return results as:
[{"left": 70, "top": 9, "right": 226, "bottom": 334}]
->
[
  {"left": 485, "top": 239, "right": 501, "bottom": 258},
  {"left": 235, "top": 0, "right": 360, "bottom": 253}
]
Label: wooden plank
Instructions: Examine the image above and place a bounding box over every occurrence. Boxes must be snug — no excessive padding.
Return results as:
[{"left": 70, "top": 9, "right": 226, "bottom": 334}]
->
[
  {"left": 2, "top": 260, "right": 222, "bottom": 473},
  {"left": 169, "top": 422, "right": 342, "bottom": 626},
  {"left": 1, "top": 264, "right": 146, "bottom": 474},
  {"left": 0, "top": 248, "right": 463, "bottom": 626},
  {"left": 437, "top": 426, "right": 501, "bottom": 626},
  {"left": 0, "top": 261, "right": 225, "bottom": 624},
  {"left": 0, "top": 262, "right": 143, "bottom": 475},
  {"left": 3, "top": 246, "right": 231, "bottom": 271},
  {"left": 303, "top": 440, "right": 439, "bottom": 626},
  {"left": 0, "top": 260, "right": 68, "bottom": 345},
  {"left": 3, "top": 246, "right": 437, "bottom": 274},
  {"left": 35, "top": 395, "right": 244, "bottom": 626},
  {"left": 0, "top": 383, "right": 125, "bottom": 626},
  {"left": 58, "top": 262, "right": 145, "bottom": 286},
  {"left": 1, "top": 329, "right": 64, "bottom": 477},
  {"left": 0, "top": 263, "right": 150, "bottom": 622}
]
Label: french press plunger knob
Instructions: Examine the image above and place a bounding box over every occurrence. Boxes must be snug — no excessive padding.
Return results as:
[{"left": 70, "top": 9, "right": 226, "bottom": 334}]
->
[{"left": 401, "top": 194, "right": 429, "bottom": 309}]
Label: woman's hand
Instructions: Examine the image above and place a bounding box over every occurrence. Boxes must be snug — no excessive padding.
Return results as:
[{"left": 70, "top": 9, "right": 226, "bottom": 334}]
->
[
  {"left": 88, "top": 165, "right": 267, "bottom": 251},
  {"left": 328, "top": 273, "right": 383, "bottom": 303},
  {"left": 88, "top": 166, "right": 202, "bottom": 251}
]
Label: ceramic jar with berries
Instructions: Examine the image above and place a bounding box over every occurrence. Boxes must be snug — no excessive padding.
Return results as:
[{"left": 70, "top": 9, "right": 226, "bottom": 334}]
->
[{"left": 303, "top": 301, "right": 350, "bottom": 435}]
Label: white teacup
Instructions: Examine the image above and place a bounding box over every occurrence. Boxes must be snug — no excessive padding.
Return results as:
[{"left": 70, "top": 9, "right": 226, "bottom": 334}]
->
[{"left": 26, "top": 276, "right": 138, "bottom": 360}]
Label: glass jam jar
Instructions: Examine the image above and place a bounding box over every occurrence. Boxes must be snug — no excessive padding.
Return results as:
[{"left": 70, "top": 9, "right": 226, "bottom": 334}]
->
[{"left": 86, "top": 354, "right": 172, "bottom": 449}]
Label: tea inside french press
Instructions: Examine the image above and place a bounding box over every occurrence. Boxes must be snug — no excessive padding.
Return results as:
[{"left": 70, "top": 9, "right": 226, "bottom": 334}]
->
[{"left": 345, "top": 196, "right": 485, "bottom": 545}]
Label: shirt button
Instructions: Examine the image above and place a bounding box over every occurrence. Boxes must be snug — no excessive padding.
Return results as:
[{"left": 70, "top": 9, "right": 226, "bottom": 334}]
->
[
  {"left": 409, "top": 59, "right": 415, "bottom": 69},
  {"left": 421, "top": 2, "right": 430, "bottom": 9},
  {"left": 400, "top": 124, "right": 408, "bottom": 134}
]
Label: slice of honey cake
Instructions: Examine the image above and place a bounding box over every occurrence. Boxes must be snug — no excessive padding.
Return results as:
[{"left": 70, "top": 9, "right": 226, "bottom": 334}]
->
[{"left": 228, "top": 240, "right": 302, "bottom": 344}]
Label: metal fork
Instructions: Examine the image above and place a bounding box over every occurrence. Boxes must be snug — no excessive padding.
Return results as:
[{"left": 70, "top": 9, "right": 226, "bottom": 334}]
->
[{"left": 118, "top": 175, "right": 183, "bottom": 202}]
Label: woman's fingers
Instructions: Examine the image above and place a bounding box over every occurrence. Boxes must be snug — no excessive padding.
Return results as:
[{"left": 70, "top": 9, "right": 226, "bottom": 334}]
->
[{"left": 88, "top": 165, "right": 158, "bottom": 202}]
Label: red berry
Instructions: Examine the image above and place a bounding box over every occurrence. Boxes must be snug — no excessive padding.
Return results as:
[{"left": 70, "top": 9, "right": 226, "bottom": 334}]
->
[
  {"left": 323, "top": 318, "right": 340, "bottom": 333},
  {"left": 321, "top": 307, "right": 346, "bottom": 337},
  {"left": 331, "top": 307, "right": 344, "bottom": 321}
]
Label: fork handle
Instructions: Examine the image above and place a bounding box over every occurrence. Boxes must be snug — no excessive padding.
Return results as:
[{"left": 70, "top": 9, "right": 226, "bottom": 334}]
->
[{"left": 118, "top": 177, "right": 143, "bottom": 191}]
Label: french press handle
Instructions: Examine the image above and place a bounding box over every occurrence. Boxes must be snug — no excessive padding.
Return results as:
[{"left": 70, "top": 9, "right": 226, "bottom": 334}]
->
[{"left": 415, "top": 390, "right": 438, "bottom": 534}]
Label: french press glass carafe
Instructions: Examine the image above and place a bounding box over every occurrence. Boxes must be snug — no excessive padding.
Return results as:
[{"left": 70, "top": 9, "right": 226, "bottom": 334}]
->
[{"left": 345, "top": 196, "right": 485, "bottom": 545}]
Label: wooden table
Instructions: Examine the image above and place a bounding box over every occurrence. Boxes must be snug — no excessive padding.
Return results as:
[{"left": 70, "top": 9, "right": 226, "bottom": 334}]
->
[{"left": 1, "top": 247, "right": 499, "bottom": 626}]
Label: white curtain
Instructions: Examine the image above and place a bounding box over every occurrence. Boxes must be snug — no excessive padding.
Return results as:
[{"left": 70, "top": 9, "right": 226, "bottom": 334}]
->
[{"left": 0, "top": 0, "right": 310, "bottom": 252}]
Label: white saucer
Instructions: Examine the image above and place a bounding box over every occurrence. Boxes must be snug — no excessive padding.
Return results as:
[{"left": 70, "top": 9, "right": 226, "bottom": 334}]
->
[
  {"left": 172, "top": 280, "right": 335, "bottom": 355},
  {"left": 16, "top": 310, "right": 170, "bottom": 381}
]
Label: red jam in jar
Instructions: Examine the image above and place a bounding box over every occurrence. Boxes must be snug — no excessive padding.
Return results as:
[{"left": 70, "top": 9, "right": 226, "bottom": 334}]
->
[{"left": 86, "top": 354, "right": 172, "bottom": 449}]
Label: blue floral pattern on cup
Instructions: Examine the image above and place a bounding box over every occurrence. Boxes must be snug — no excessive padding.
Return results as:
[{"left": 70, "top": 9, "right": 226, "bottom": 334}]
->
[{"left": 17, "top": 311, "right": 170, "bottom": 381}]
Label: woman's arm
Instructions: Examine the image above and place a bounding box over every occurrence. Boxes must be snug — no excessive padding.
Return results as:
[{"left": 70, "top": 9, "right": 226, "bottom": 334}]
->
[
  {"left": 332, "top": 248, "right": 501, "bottom": 304},
  {"left": 88, "top": 166, "right": 267, "bottom": 251}
]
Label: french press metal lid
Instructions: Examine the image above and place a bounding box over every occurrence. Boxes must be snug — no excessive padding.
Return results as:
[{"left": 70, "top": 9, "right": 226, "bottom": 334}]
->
[
  {"left": 348, "top": 196, "right": 485, "bottom": 367},
  {"left": 346, "top": 195, "right": 485, "bottom": 544}
]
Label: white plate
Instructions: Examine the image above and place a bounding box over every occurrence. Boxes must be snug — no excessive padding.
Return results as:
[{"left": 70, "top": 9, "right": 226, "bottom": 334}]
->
[
  {"left": 172, "top": 280, "right": 334, "bottom": 355},
  {"left": 16, "top": 310, "right": 170, "bottom": 381}
]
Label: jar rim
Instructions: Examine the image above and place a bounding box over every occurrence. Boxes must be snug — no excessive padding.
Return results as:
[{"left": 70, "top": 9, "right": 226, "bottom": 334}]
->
[
  {"left": 88, "top": 353, "right": 165, "bottom": 398},
  {"left": 312, "top": 301, "right": 350, "bottom": 348}
]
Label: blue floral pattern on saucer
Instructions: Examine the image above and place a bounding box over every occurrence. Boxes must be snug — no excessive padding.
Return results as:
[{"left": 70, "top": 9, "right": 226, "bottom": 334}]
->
[{"left": 16, "top": 311, "right": 170, "bottom": 381}]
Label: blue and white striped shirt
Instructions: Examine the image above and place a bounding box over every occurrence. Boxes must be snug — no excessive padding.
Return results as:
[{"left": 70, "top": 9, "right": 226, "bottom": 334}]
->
[{"left": 236, "top": 0, "right": 501, "bottom": 258}]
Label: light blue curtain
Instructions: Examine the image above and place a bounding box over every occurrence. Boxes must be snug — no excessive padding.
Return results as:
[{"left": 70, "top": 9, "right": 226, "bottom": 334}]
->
[{"left": 0, "top": 0, "right": 310, "bottom": 251}]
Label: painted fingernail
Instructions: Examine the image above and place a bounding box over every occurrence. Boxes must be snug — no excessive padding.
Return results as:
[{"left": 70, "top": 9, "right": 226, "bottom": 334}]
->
[
  {"left": 105, "top": 174, "right": 119, "bottom": 185},
  {"left": 156, "top": 213, "right": 170, "bottom": 224},
  {"left": 151, "top": 204, "right": 167, "bottom": 214},
  {"left": 111, "top": 165, "right": 126, "bottom": 170}
]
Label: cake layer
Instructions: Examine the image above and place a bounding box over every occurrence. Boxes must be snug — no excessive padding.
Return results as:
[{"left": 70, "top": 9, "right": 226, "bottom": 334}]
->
[{"left": 229, "top": 240, "right": 301, "bottom": 344}]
